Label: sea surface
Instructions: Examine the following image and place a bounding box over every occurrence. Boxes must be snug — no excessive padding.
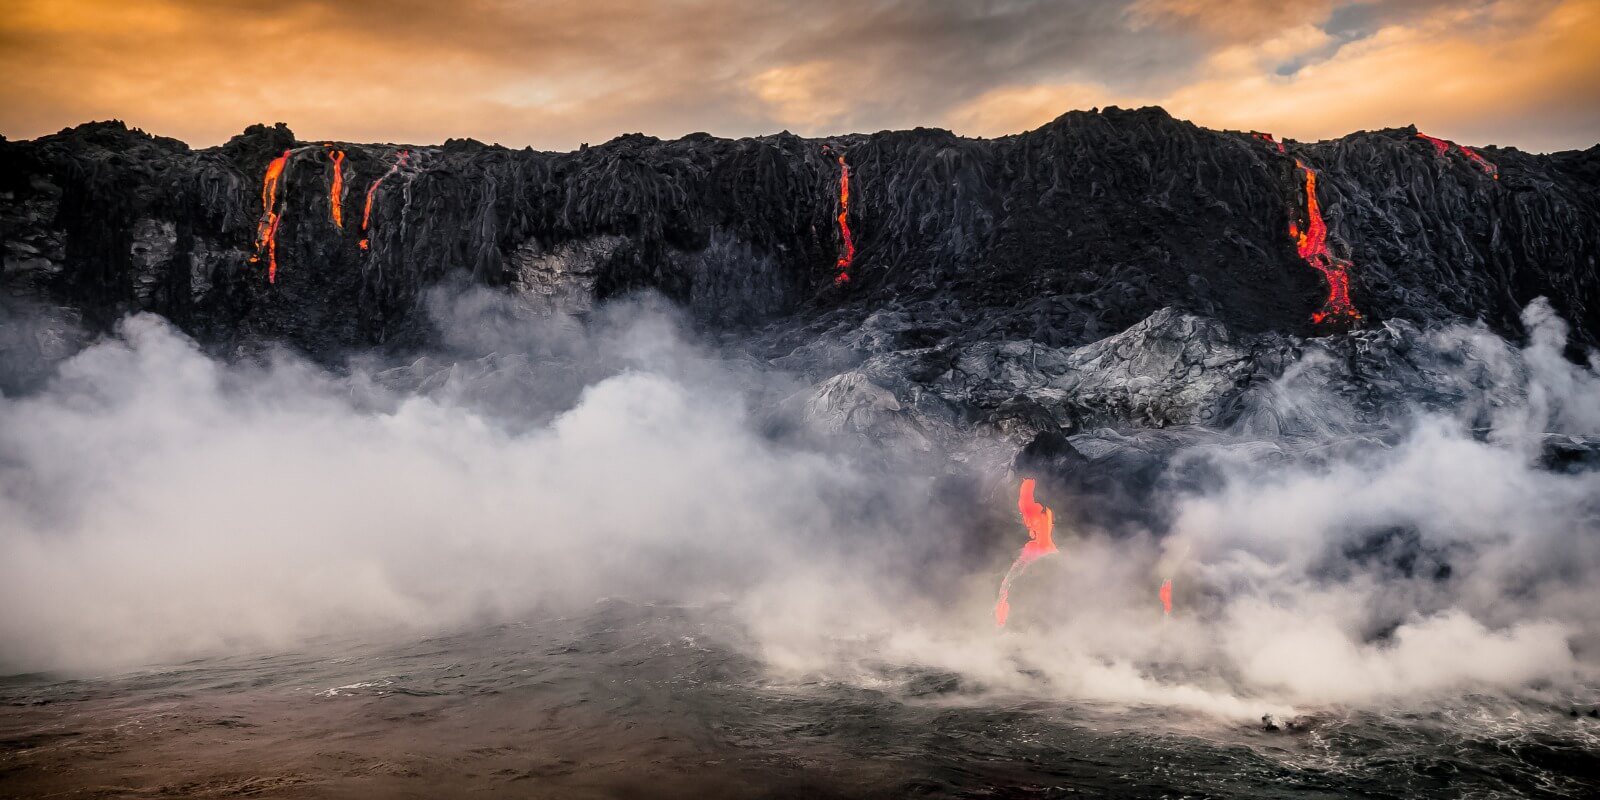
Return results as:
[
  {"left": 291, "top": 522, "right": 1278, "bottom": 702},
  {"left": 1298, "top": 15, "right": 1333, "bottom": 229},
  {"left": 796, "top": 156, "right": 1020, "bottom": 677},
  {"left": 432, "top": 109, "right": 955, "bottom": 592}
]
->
[{"left": 3, "top": 600, "right": 1598, "bottom": 799}]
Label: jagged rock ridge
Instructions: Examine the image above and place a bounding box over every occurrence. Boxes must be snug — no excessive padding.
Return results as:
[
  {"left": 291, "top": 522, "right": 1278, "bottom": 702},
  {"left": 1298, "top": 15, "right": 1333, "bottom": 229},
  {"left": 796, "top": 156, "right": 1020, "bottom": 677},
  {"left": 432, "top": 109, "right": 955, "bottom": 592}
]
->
[{"left": 3, "top": 107, "right": 1597, "bottom": 359}]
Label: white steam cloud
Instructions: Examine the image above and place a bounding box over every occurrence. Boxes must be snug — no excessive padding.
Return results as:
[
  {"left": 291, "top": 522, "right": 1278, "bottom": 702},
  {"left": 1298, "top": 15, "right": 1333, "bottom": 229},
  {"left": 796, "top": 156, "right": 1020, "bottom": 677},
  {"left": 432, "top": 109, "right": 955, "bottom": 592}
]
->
[
  {"left": 0, "top": 297, "right": 881, "bottom": 669},
  {"left": 1, "top": 292, "right": 1598, "bottom": 723}
]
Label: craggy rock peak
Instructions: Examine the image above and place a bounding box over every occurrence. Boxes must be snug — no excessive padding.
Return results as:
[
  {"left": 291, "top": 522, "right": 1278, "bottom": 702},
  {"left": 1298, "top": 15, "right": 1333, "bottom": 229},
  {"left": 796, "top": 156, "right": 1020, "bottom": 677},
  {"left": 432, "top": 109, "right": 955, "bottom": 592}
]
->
[
  {"left": 3, "top": 107, "right": 1598, "bottom": 359},
  {"left": 4, "top": 109, "right": 1600, "bottom": 556}
]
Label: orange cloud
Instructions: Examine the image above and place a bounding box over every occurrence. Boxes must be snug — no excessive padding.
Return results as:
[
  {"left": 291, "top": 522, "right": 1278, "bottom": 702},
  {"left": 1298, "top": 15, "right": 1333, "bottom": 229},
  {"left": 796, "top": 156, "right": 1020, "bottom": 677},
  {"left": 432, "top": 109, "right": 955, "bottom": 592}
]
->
[
  {"left": 1130, "top": 0, "right": 1340, "bottom": 42},
  {"left": 0, "top": 0, "right": 788, "bottom": 148},
  {"left": 747, "top": 62, "right": 855, "bottom": 132},
  {"left": 1, "top": 0, "right": 1594, "bottom": 152},
  {"left": 946, "top": 0, "right": 1599, "bottom": 151}
]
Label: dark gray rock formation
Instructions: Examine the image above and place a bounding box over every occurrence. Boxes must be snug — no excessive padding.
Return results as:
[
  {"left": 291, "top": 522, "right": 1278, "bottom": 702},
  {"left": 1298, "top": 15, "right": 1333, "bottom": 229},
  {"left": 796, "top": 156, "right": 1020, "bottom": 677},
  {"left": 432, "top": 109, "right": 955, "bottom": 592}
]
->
[
  {"left": 3, "top": 108, "right": 1596, "bottom": 359},
  {"left": 3, "top": 109, "right": 1597, "bottom": 496}
]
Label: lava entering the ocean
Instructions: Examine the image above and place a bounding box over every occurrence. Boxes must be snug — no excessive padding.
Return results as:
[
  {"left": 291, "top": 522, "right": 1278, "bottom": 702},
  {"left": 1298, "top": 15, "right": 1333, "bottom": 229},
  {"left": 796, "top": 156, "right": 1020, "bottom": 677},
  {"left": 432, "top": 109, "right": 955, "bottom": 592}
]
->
[
  {"left": 250, "top": 149, "right": 292, "bottom": 283},
  {"left": 327, "top": 147, "right": 346, "bottom": 228},
  {"left": 1290, "top": 159, "right": 1361, "bottom": 324},
  {"left": 360, "top": 150, "right": 410, "bottom": 251},
  {"left": 994, "top": 478, "right": 1059, "bottom": 627},
  {"left": 824, "top": 147, "right": 854, "bottom": 284},
  {"left": 1416, "top": 132, "right": 1499, "bottom": 179}
]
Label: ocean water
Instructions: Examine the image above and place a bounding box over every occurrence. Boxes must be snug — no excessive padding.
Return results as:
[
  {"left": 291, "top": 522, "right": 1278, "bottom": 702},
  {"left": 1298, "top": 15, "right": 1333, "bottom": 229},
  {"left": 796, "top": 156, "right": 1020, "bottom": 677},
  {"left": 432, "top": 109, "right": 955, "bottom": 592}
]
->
[{"left": 4, "top": 600, "right": 1598, "bottom": 799}]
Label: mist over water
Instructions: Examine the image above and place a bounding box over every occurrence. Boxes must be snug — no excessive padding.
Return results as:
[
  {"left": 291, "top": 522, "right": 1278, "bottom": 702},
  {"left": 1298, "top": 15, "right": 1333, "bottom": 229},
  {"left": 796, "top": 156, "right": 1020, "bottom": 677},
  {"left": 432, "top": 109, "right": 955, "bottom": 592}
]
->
[{"left": 2, "top": 290, "right": 1599, "bottom": 731}]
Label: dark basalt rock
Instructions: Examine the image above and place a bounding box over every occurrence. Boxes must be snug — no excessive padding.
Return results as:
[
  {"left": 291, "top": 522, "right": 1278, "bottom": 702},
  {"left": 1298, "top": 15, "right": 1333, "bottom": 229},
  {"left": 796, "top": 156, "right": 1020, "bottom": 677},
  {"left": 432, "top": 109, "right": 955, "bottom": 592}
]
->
[
  {"left": 4, "top": 111, "right": 1598, "bottom": 514},
  {"left": 3, "top": 109, "right": 1596, "bottom": 363}
]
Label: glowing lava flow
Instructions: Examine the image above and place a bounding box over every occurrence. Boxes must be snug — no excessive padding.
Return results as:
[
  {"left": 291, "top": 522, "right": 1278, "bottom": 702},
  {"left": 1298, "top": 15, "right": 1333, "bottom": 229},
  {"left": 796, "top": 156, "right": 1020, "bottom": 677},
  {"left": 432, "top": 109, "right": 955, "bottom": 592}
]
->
[
  {"left": 1247, "top": 131, "right": 1363, "bottom": 323},
  {"left": 1159, "top": 578, "right": 1172, "bottom": 616},
  {"left": 250, "top": 150, "right": 292, "bottom": 283},
  {"left": 1417, "top": 132, "right": 1451, "bottom": 157},
  {"left": 825, "top": 147, "right": 854, "bottom": 284},
  {"left": 994, "top": 478, "right": 1059, "bottom": 627},
  {"left": 1416, "top": 132, "right": 1499, "bottom": 179},
  {"left": 360, "top": 150, "right": 410, "bottom": 251},
  {"left": 1251, "top": 132, "right": 1285, "bottom": 153},
  {"left": 1290, "top": 159, "right": 1361, "bottom": 324},
  {"left": 327, "top": 147, "right": 346, "bottom": 227}
]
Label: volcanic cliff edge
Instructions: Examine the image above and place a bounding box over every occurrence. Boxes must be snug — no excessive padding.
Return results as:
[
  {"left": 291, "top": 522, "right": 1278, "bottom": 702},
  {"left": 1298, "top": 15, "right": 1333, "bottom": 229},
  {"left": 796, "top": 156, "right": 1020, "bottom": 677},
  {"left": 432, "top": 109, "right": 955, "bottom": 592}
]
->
[{"left": 3, "top": 107, "right": 1596, "bottom": 360}]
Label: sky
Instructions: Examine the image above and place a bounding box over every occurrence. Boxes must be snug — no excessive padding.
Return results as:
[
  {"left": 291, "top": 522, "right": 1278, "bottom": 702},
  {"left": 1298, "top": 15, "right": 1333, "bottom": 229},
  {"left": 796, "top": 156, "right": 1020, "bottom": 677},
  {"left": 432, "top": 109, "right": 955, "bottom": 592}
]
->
[{"left": 1, "top": 0, "right": 1596, "bottom": 153}]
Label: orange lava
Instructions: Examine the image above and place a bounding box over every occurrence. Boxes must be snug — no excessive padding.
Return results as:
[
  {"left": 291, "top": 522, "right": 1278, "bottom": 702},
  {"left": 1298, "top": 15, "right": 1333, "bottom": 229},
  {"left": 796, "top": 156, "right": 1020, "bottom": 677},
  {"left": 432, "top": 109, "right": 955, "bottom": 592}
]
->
[
  {"left": 827, "top": 148, "right": 854, "bottom": 285},
  {"left": 1251, "top": 132, "right": 1285, "bottom": 153},
  {"left": 1291, "top": 159, "right": 1360, "bottom": 324},
  {"left": 1416, "top": 132, "right": 1498, "bottom": 179},
  {"left": 252, "top": 150, "right": 291, "bottom": 283},
  {"left": 360, "top": 150, "right": 410, "bottom": 251},
  {"left": 1017, "top": 479, "right": 1056, "bottom": 558},
  {"left": 995, "top": 478, "right": 1059, "bottom": 627},
  {"left": 1159, "top": 578, "right": 1172, "bottom": 616},
  {"left": 327, "top": 147, "right": 346, "bottom": 228},
  {"left": 1417, "top": 132, "right": 1452, "bottom": 157}
]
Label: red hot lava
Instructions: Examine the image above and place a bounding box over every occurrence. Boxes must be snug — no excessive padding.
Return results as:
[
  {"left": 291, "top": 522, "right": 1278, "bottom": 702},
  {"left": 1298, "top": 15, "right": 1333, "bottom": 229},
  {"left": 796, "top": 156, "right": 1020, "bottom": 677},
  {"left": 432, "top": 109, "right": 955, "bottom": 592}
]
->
[
  {"left": 995, "top": 478, "right": 1059, "bottom": 627},
  {"left": 1416, "top": 132, "right": 1499, "bottom": 179},
  {"left": 1159, "top": 578, "right": 1172, "bottom": 616},
  {"left": 824, "top": 147, "right": 854, "bottom": 284},
  {"left": 1246, "top": 131, "right": 1360, "bottom": 321},
  {"left": 251, "top": 149, "right": 292, "bottom": 283},
  {"left": 360, "top": 150, "right": 410, "bottom": 251},
  {"left": 1245, "top": 131, "right": 1362, "bottom": 323},
  {"left": 1418, "top": 132, "right": 1451, "bottom": 157},
  {"left": 327, "top": 147, "right": 346, "bottom": 228},
  {"left": 1290, "top": 159, "right": 1361, "bottom": 324},
  {"left": 1251, "top": 132, "right": 1285, "bottom": 153}
]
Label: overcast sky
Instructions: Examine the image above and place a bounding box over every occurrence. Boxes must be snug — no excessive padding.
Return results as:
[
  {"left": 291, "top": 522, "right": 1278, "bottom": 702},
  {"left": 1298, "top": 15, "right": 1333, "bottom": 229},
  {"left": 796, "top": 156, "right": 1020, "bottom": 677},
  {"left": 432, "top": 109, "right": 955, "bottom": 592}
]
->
[{"left": 2, "top": 0, "right": 1595, "bottom": 152}]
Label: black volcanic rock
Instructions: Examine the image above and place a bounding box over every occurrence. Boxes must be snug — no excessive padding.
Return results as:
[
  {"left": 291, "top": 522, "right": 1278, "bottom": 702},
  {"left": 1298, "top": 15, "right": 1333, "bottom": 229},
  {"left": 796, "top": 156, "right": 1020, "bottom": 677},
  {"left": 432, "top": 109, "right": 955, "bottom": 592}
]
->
[{"left": 3, "top": 108, "right": 1596, "bottom": 361}]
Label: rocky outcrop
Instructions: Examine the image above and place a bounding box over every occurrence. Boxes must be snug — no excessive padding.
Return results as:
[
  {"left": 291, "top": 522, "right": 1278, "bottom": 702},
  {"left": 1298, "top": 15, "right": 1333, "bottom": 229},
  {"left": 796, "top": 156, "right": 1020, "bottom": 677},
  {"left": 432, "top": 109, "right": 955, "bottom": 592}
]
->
[
  {"left": 3, "top": 110, "right": 1596, "bottom": 361},
  {"left": 4, "top": 111, "right": 1598, "bottom": 491}
]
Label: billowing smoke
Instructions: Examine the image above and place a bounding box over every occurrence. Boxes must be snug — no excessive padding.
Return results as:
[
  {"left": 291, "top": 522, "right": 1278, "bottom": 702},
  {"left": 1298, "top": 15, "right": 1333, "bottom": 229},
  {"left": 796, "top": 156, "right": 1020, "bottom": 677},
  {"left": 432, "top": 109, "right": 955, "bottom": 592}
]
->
[
  {"left": 1, "top": 291, "right": 1597, "bottom": 723},
  {"left": 0, "top": 292, "right": 915, "bottom": 669},
  {"left": 742, "top": 299, "right": 1600, "bottom": 718}
]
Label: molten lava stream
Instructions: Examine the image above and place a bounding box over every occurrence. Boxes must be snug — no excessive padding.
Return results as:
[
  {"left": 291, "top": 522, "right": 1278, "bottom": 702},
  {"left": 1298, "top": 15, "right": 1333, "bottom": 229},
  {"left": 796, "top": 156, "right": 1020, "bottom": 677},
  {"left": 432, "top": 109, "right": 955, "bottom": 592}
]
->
[
  {"left": 1417, "top": 132, "right": 1451, "bottom": 156},
  {"left": 1159, "top": 578, "right": 1172, "bottom": 616},
  {"left": 327, "top": 147, "right": 346, "bottom": 227},
  {"left": 359, "top": 150, "right": 410, "bottom": 251},
  {"left": 251, "top": 150, "right": 291, "bottom": 283},
  {"left": 994, "top": 478, "right": 1058, "bottom": 627},
  {"left": 824, "top": 147, "right": 854, "bottom": 284},
  {"left": 1251, "top": 132, "right": 1285, "bottom": 153},
  {"left": 1290, "top": 159, "right": 1360, "bottom": 324},
  {"left": 1416, "top": 132, "right": 1499, "bottom": 179}
]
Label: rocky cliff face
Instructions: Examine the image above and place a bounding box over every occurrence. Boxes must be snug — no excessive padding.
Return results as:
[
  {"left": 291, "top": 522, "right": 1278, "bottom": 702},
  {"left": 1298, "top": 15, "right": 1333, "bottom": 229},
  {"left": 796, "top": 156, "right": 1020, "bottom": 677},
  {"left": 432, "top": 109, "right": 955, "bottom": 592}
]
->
[
  {"left": 3, "top": 108, "right": 1598, "bottom": 477},
  {"left": 5, "top": 107, "right": 1600, "bottom": 608},
  {"left": 4, "top": 107, "right": 1596, "bottom": 358}
]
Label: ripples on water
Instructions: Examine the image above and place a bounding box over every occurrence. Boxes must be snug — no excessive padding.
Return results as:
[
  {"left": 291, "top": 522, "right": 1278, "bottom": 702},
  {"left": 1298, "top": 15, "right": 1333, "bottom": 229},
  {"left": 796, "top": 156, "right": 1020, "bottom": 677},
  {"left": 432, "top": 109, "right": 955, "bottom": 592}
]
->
[{"left": 3, "top": 601, "right": 1598, "bottom": 799}]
